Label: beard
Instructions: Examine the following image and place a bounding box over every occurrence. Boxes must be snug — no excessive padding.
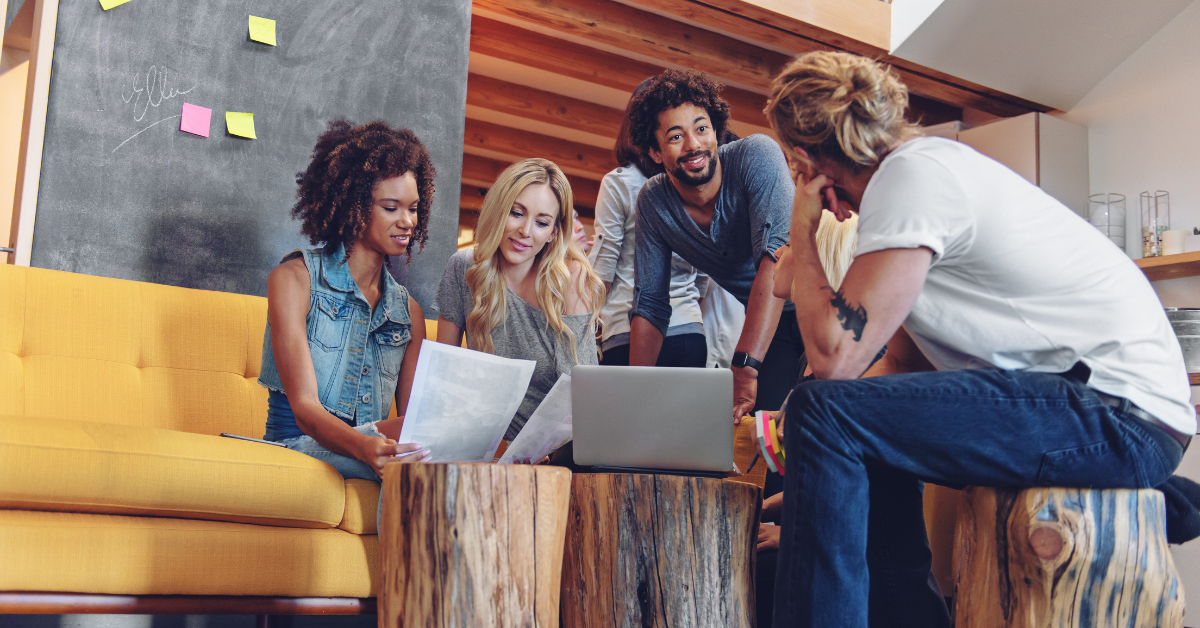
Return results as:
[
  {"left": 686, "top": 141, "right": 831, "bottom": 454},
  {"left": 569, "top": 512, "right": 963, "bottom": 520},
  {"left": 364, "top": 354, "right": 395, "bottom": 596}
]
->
[{"left": 669, "top": 150, "right": 718, "bottom": 187}]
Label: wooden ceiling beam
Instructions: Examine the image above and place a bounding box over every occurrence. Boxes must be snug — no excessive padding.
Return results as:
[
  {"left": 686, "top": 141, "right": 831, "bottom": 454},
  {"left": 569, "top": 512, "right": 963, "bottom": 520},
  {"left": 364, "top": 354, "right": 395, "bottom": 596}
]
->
[
  {"left": 668, "top": 0, "right": 890, "bottom": 54},
  {"left": 461, "top": 184, "right": 489, "bottom": 212},
  {"left": 474, "top": 0, "right": 787, "bottom": 96},
  {"left": 462, "top": 153, "right": 602, "bottom": 209},
  {"left": 470, "top": 16, "right": 771, "bottom": 128},
  {"left": 464, "top": 118, "right": 618, "bottom": 178},
  {"left": 476, "top": 0, "right": 1051, "bottom": 117},
  {"left": 467, "top": 73, "right": 624, "bottom": 139}
]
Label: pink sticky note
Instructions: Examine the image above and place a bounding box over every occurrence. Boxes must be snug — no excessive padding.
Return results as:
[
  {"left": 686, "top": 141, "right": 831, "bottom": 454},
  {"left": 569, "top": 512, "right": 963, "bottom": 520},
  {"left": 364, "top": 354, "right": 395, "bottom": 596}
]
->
[{"left": 180, "top": 103, "right": 212, "bottom": 138}]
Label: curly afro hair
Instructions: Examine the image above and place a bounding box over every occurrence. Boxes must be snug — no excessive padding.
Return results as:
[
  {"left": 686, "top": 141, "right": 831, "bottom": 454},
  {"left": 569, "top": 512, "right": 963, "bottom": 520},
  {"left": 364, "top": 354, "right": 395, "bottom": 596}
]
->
[
  {"left": 626, "top": 70, "right": 731, "bottom": 159},
  {"left": 292, "top": 120, "right": 436, "bottom": 260}
]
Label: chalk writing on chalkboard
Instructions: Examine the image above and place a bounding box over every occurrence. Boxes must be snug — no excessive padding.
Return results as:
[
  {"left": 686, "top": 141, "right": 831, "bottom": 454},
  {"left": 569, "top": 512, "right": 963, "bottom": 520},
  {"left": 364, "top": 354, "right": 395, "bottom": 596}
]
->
[{"left": 120, "top": 65, "right": 195, "bottom": 123}]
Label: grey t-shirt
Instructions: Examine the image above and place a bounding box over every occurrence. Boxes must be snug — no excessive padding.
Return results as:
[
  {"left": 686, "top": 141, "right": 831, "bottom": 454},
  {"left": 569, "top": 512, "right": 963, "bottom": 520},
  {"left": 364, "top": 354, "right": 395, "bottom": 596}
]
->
[
  {"left": 630, "top": 134, "right": 794, "bottom": 335},
  {"left": 435, "top": 249, "right": 598, "bottom": 440}
]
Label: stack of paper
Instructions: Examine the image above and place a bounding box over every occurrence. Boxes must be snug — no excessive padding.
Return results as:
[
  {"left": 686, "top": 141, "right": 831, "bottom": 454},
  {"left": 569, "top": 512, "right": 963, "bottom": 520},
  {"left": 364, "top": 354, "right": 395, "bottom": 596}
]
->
[
  {"left": 498, "top": 375, "right": 573, "bottom": 464},
  {"left": 397, "top": 340, "right": 535, "bottom": 463}
]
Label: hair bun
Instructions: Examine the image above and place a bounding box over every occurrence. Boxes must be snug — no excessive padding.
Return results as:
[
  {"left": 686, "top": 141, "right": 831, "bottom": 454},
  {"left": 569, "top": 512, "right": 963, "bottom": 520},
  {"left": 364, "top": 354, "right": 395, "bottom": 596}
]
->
[{"left": 765, "top": 51, "right": 915, "bottom": 171}]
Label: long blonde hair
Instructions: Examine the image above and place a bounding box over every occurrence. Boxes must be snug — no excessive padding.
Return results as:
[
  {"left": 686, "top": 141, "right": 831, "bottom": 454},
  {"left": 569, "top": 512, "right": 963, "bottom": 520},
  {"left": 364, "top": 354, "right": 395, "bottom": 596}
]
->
[
  {"left": 764, "top": 51, "right": 919, "bottom": 174},
  {"left": 817, "top": 211, "right": 858, "bottom": 290},
  {"left": 465, "top": 158, "right": 605, "bottom": 363}
]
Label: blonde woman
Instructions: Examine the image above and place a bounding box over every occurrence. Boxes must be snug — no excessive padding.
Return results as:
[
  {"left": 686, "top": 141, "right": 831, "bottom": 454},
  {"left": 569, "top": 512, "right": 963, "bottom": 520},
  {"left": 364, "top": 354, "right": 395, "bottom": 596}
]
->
[
  {"left": 435, "top": 158, "right": 604, "bottom": 441},
  {"left": 764, "top": 51, "right": 1190, "bottom": 628}
]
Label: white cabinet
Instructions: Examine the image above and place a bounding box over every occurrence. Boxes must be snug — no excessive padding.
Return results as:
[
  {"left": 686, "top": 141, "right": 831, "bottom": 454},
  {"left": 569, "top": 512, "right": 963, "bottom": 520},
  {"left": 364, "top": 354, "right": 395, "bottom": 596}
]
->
[{"left": 956, "top": 112, "right": 1089, "bottom": 216}]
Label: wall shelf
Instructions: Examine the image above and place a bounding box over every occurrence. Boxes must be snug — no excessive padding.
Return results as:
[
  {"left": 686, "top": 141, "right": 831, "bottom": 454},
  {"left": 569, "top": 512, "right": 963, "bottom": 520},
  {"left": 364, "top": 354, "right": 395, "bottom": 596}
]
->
[{"left": 1136, "top": 251, "right": 1200, "bottom": 281}]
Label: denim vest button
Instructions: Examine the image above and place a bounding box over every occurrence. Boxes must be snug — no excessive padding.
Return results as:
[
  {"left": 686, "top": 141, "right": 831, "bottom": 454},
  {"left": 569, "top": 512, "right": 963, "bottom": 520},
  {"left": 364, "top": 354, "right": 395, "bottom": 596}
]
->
[
  {"left": 362, "top": 366, "right": 369, "bottom": 375},
  {"left": 362, "top": 394, "right": 371, "bottom": 404},
  {"left": 392, "top": 332, "right": 402, "bottom": 342}
]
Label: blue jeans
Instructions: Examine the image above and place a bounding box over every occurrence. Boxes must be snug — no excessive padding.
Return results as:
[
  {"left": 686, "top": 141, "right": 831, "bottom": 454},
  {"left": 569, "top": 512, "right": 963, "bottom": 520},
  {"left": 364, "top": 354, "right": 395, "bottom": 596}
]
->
[
  {"left": 279, "top": 423, "right": 384, "bottom": 530},
  {"left": 773, "top": 368, "right": 1186, "bottom": 628}
]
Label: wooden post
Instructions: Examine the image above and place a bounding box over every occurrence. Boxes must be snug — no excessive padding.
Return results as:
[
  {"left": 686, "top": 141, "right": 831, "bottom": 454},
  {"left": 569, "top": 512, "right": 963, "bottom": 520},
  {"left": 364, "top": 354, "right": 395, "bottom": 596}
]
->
[
  {"left": 952, "top": 486, "right": 1186, "bottom": 628},
  {"left": 561, "top": 473, "right": 761, "bottom": 628},
  {"left": 379, "top": 463, "right": 572, "bottom": 628}
]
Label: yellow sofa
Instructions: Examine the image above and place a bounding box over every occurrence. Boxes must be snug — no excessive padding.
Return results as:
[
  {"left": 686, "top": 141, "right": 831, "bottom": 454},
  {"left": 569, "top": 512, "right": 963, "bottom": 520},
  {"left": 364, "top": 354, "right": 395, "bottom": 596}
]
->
[{"left": 0, "top": 263, "right": 389, "bottom": 604}]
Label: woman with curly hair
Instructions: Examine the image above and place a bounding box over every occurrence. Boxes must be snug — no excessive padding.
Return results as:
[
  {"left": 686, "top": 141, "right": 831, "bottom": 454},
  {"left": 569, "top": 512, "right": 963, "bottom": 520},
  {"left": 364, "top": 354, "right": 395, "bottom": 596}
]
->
[
  {"left": 436, "top": 158, "right": 604, "bottom": 442},
  {"left": 258, "top": 120, "right": 435, "bottom": 497}
]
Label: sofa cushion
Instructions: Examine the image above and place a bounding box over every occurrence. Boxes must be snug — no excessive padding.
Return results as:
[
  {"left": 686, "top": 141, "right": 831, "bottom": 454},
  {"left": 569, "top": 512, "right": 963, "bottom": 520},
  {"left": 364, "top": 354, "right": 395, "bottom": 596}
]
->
[
  {"left": 0, "top": 510, "right": 378, "bottom": 597},
  {"left": 0, "top": 264, "right": 269, "bottom": 438},
  {"left": 0, "top": 415, "right": 347, "bottom": 528},
  {"left": 340, "top": 478, "right": 381, "bottom": 535}
]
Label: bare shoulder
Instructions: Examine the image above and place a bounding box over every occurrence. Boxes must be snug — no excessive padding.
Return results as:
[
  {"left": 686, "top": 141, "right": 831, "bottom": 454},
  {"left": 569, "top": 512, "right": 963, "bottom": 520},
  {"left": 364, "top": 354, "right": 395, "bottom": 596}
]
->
[{"left": 267, "top": 257, "right": 310, "bottom": 307}]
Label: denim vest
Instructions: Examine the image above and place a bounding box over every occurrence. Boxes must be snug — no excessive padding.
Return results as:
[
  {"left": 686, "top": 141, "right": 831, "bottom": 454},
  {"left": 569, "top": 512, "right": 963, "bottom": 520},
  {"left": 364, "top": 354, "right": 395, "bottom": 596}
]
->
[{"left": 259, "top": 244, "right": 412, "bottom": 440}]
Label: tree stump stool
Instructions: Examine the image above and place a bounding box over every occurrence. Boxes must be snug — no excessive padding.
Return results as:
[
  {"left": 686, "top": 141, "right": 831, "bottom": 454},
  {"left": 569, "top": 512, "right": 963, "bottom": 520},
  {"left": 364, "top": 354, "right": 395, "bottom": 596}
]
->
[
  {"left": 379, "top": 463, "right": 572, "bottom": 628},
  {"left": 952, "top": 486, "right": 1186, "bottom": 628},
  {"left": 560, "top": 473, "right": 761, "bottom": 628}
]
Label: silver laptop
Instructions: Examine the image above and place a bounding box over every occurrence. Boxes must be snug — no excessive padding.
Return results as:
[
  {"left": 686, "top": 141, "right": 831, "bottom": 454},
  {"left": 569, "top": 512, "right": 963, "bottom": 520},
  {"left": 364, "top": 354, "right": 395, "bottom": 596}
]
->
[{"left": 571, "top": 365, "right": 733, "bottom": 475}]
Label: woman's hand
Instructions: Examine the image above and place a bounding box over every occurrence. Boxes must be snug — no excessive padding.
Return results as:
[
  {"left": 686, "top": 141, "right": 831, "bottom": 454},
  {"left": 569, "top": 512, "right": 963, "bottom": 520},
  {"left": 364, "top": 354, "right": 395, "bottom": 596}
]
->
[
  {"left": 757, "top": 523, "right": 781, "bottom": 552},
  {"left": 358, "top": 437, "right": 429, "bottom": 477}
]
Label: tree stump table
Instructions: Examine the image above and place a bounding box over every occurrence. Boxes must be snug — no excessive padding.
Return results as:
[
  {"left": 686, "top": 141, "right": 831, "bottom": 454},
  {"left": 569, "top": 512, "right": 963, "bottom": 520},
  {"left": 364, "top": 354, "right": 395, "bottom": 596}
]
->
[
  {"left": 952, "top": 486, "right": 1186, "bottom": 628},
  {"left": 560, "top": 473, "right": 761, "bottom": 627},
  {"left": 378, "top": 463, "right": 572, "bottom": 628}
]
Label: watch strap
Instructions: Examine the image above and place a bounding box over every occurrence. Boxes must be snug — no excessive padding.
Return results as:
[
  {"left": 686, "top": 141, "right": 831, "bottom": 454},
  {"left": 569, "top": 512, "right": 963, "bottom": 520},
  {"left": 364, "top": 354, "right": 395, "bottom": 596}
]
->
[{"left": 732, "top": 351, "right": 763, "bottom": 371}]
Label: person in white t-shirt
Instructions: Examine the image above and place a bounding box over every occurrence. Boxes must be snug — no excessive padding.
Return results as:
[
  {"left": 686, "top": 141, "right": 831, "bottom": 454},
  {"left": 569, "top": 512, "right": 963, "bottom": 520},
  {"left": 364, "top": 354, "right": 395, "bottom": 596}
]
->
[{"left": 761, "top": 51, "right": 1194, "bottom": 628}]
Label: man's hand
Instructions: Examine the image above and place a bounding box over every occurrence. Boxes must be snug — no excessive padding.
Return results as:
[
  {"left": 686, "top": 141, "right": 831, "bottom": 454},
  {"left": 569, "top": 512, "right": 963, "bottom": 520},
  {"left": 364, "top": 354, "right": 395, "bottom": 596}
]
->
[
  {"left": 761, "top": 492, "right": 784, "bottom": 522},
  {"left": 359, "top": 437, "right": 428, "bottom": 477},
  {"left": 732, "top": 366, "right": 758, "bottom": 424},
  {"left": 757, "top": 523, "right": 781, "bottom": 551}
]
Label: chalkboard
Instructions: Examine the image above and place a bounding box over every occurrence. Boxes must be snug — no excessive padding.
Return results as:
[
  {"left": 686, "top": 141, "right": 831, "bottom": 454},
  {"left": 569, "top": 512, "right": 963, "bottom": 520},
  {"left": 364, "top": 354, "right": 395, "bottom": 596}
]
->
[{"left": 29, "top": 0, "right": 469, "bottom": 314}]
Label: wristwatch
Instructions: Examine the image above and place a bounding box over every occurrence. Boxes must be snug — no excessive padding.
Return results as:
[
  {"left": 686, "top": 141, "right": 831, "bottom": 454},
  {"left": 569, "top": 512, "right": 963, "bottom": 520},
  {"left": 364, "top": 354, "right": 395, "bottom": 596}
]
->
[{"left": 731, "top": 351, "right": 763, "bottom": 371}]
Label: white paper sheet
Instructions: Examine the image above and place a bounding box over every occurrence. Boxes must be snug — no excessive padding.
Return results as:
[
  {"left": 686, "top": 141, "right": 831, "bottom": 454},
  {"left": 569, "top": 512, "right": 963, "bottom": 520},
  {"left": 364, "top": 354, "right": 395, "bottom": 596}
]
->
[
  {"left": 498, "top": 375, "right": 573, "bottom": 464},
  {"left": 397, "top": 340, "right": 536, "bottom": 462}
]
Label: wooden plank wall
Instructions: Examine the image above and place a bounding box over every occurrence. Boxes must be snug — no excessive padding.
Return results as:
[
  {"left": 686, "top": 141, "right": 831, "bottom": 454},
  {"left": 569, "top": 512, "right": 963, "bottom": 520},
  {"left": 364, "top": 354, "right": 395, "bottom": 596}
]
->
[{"left": 457, "top": 0, "right": 1051, "bottom": 243}]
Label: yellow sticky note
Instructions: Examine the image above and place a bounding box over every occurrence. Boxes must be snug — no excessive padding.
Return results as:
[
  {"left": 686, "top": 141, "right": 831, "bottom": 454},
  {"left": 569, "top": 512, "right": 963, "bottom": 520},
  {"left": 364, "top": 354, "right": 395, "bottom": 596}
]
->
[
  {"left": 248, "top": 15, "right": 277, "bottom": 46},
  {"left": 99, "top": 0, "right": 133, "bottom": 9},
  {"left": 226, "top": 112, "right": 257, "bottom": 139}
]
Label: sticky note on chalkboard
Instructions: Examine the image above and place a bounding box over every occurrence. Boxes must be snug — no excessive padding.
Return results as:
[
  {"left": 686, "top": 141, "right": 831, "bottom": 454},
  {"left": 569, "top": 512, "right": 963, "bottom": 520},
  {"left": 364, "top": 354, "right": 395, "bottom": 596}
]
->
[
  {"left": 226, "top": 112, "right": 257, "bottom": 139},
  {"left": 180, "top": 103, "right": 212, "bottom": 138},
  {"left": 99, "top": 0, "right": 133, "bottom": 9},
  {"left": 248, "top": 16, "right": 277, "bottom": 46}
]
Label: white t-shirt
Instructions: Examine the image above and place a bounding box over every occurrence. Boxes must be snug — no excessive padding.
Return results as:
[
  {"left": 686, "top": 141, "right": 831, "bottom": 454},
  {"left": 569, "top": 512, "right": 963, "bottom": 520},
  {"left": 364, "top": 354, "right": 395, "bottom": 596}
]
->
[
  {"left": 856, "top": 137, "right": 1195, "bottom": 435},
  {"left": 588, "top": 166, "right": 704, "bottom": 348}
]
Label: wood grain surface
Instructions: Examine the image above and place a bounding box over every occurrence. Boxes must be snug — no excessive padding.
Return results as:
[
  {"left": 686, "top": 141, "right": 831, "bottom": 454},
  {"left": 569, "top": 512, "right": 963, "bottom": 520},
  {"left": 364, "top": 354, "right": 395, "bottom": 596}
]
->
[
  {"left": 952, "top": 486, "right": 1185, "bottom": 628},
  {"left": 561, "top": 473, "right": 761, "bottom": 627},
  {"left": 379, "top": 463, "right": 572, "bottom": 628}
]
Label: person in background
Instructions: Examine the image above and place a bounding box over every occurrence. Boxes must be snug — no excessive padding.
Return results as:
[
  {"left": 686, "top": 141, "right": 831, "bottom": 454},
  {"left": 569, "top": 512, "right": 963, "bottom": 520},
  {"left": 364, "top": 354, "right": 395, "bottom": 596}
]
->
[
  {"left": 625, "top": 69, "right": 800, "bottom": 420},
  {"left": 765, "top": 51, "right": 1192, "bottom": 628},
  {"left": 589, "top": 78, "right": 707, "bottom": 367},
  {"left": 571, "top": 210, "right": 593, "bottom": 255},
  {"left": 258, "top": 120, "right": 433, "bottom": 521},
  {"left": 435, "top": 158, "right": 605, "bottom": 442}
]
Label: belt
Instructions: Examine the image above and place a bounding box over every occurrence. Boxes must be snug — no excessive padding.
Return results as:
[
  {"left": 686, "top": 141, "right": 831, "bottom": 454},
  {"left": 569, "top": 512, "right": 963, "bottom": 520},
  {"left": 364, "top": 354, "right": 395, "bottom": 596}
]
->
[{"left": 1095, "top": 391, "right": 1191, "bottom": 449}]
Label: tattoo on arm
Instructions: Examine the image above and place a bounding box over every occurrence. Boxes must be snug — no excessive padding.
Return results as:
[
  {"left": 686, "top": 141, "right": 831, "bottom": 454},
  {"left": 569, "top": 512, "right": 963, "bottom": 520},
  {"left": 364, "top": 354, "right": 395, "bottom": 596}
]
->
[{"left": 826, "top": 288, "right": 868, "bottom": 341}]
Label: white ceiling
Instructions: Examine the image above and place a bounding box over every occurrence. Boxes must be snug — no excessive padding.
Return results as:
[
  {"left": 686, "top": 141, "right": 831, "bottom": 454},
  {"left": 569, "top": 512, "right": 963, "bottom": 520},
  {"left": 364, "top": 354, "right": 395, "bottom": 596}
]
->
[{"left": 891, "top": 0, "right": 1195, "bottom": 111}]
